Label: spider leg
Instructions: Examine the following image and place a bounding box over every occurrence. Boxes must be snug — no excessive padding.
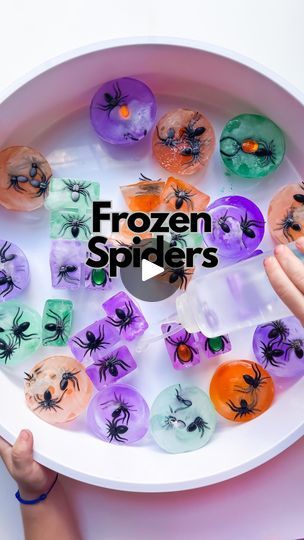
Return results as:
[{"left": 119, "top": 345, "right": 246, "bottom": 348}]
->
[
  {"left": 47, "top": 309, "right": 61, "bottom": 322},
  {"left": 164, "top": 192, "right": 176, "bottom": 204},
  {"left": 234, "top": 384, "right": 252, "bottom": 394},
  {"left": 226, "top": 400, "right": 239, "bottom": 412},
  {"left": 64, "top": 273, "right": 79, "bottom": 284},
  {"left": 58, "top": 220, "right": 73, "bottom": 237},
  {"left": 43, "top": 332, "right": 61, "bottom": 345},
  {"left": 72, "top": 336, "right": 88, "bottom": 348},
  {"left": 72, "top": 376, "right": 80, "bottom": 391},
  {"left": 13, "top": 307, "right": 22, "bottom": 326}
]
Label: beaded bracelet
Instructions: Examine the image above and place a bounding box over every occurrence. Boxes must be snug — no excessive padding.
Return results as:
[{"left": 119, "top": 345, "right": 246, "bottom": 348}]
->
[{"left": 15, "top": 474, "right": 58, "bottom": 505}]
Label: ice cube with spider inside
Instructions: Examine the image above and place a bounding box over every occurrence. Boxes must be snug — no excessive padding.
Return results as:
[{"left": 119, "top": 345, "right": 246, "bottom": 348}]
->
[
  {"left": 87, "top": 383, "right": 149, "bottom": 444},
  {"left": 161, "top": 323, "right": 201, "bottom": 370},
  {"left": 86, "top": 345, "right": 137, "bottom": 389},
  {"left": 0, "top": 239, "right": 30, "bottom": 302},
  {"left": 68, "top": 317, "right": 120, "bottom": 362},
  {"left": 102, "top": 291, "right": 148, "bottom": 341},
  {"left": 42, "top": 299, "right": 73, "bottom": 346},
  {"left": 45, "top": 177, "right": 100, "bottom": 212},
  {"left": 49, "top": 240, "right": 85, "bottom": 290},
  {"left": 50, "top": 208, "right": 92, "bottom": 241}
]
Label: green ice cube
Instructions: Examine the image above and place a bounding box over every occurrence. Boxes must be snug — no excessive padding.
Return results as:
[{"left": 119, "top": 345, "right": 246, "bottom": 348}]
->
[
  {"left": 45, "top": 178, "right": 100, "bottom": 211},
  {"left": 42, "top": 299, "right": 73, "bottom": 346},
  {"left": 50, "top": 209, "right": 92, "bottom": 241}
]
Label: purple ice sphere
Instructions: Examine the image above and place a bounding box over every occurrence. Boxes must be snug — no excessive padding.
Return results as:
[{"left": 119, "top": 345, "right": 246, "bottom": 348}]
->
[
  {"left": 69, "top": 317, "right": 120, "bottom": 362},
  {"left": 49, "top": 240, "right": 85, "bottom": 290},
  {"left": 197, "top": 332, "right": 231, "bottom": 358},
  {"left": 87, "top": 383, "right": 149, "bottom": 444},
  {"left": 86, "top": 345, "right": 137, "bottom": 389},
  {"left": 0, "top": 239, "right": 30, "bottom": 302},
  {"left": 203, "top": 196, "right": 265, "bottom": 262},
  {"left": 253, "top": 316, "right": 304, "bottom": 378},
  {"left": 102, "top": 291, "right": 148, "bottom": 341},
  {"left": 161, "top": 323, "right": 201, "bottom": 370},
  {"left": 90, "top": 77, "right": 157, "bottom": 145}
]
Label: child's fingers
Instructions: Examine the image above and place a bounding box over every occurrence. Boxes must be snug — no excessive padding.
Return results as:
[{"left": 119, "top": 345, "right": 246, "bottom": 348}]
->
[
  {"left": 11, "top": 430, "right": 34, "bottom": 472},
  {"left": 0, "top": 436, "right": 11, "bottom": 460},
  {"left": 273, "top": 244, "right": 304, "bottom": 295},
  {"left": 264, "top": 255, "right": 304, "bottom": 325}
]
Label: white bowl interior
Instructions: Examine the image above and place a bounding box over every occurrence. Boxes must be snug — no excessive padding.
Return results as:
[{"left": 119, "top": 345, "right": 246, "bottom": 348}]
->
[{"left": 0, "top": 42, "right": 304, "bottom": 492}]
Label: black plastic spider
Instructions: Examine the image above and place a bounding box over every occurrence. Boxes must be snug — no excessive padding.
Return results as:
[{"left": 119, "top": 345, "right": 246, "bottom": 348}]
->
[
  {"left": 182, "top": 113, "right": 206, "bottom": 141},
  {"left": 28, "top": 161, "right": 47, "bottom": 185},
  {"left": 234, "top": 363, "right": 270, "bottom": 394},
  {"left": 63, "top": 179, "right": 92, "bottom": 203},
  {"left": 187, "top": 416, "right": 209, "bottom": 437},
  {"left": 43, "top": 309, "right": 70, "bottom": 345},
  {"left": 0, "top": 271, "right": 21, "bottom": 298},
  {"left": 169, "top": 233, "right": 188, "bottom": 248},
  {"left": 217, "top": 210, "right": 231, "bottom": 233},
  {"left": 260, "top": 340, "right": 284, "bottom": 368},
  {"left": 105, "top": 417, "right": 128, "bottom": 443},
  {"left": 8, "top": 174, "right": 29, "bottom": 192},
  {"left": 162, "top": 266, "right": 192, "bottom": 290},
  {"left": 58, "top": 214, "right": 90, "bottom": 239},
  {"left": 57, "top": 265, "right": 79, "bottom": 285},
  {"left": 226, "top": 397, "right": 260, "bottom": 420},
  {"left": 34, "top": 389, "right": 66, "bottom": 413},
  {"left": 163, "top": 406, "right": 186, "bottom": 430},
  {"left": 72, "top": 326, "right": 110, "bottom": 358},
  {"left": 251, "top": 139, "right": 276, "bottom": 166},
  {"left": 180, "top": 139, "right": 203, "bottom": 169},
  {"left": 0, "top": 241, "right": 16, "bottom": 264},
  {"left": 166, "top": 330, "right": 198, "bottom": 366},
  {"left": 174, "top": 385, "right": 193, "bottom": 413},
  {"left": 283, "top": 338, "right": 304, "bottom": 361},
  {"left": 33, "top": 178, "right": 50, "bottom": 198},
  {"left": 0, "top": 335, "right": 18, "bottom": 364},
  {"left": 220, "top": 137, "right": 276, "bottom": 167},
  {"left": 96, "top": 81, "right": 128, "bottom": 116},
  {"left": 293, "top": 181, "right": 304, "bottom": 204},
  {"left": 59, "top": 369, "right": 81, "bottom": 391},
  {"left": 261, "top": 320, "right": 289, "bottom": 345},
  {"left": 100, "top": 392, "right": 137, "bottom": 424},
  {"left": 240, "top": 212, "right": 264, "bottom": 240},
  {"left": 275, "top": 209, "right": 302, "bottom": 241},
  {"left": 164, "top": 185, "right": 194, "bottom": 210},
  {"left": 107, "top": 302, "right": 139, "bottom": 334},
  {"left": 156, "top": 126, "right": 179, "bottom": 147},
  {"left": 11, "top": 307, "right": 37, "bottom": 345},
  {"left": 94, "top": 352, "right": 131, "bottom": 382}
]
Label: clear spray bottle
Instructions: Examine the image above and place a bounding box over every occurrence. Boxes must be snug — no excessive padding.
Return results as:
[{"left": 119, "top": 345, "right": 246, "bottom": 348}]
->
[{"left": 136, "top": 242, "right": 303, "bottom": 351}]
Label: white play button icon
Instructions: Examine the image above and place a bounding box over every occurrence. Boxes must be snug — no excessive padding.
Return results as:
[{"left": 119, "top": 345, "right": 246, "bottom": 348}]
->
[
  {"left": 120, "top": 238, "right": 180, "bottom": 302},
  {"left": 142, "top": 258, "right": 164, "bottom": 282}
]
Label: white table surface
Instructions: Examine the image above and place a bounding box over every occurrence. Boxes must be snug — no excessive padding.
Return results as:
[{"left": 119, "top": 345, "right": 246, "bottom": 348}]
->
[{"left": 1, "top": 1, "right": 304, "bottom": 539}]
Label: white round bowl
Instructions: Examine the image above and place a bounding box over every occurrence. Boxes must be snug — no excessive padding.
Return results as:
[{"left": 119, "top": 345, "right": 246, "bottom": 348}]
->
[{"left": 1, "top": 38, "right": 304, "bottom": 492}]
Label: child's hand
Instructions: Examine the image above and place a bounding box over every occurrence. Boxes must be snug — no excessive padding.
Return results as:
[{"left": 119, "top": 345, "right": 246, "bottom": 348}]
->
[
  {"left": 264, "top": 238, "right": 304, "bottom": 325},
  {"left": 0, "top": 430, "right": 57, "bottom": 499}
]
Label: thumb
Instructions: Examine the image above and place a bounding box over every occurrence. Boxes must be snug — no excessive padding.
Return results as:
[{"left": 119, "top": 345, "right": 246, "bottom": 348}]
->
[
  {"left": 11, "top": 430, "right": 34, "bottom": 471},
  {"left": 0, "top": 436, "right": 12, "bottom": 462}
]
